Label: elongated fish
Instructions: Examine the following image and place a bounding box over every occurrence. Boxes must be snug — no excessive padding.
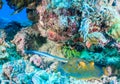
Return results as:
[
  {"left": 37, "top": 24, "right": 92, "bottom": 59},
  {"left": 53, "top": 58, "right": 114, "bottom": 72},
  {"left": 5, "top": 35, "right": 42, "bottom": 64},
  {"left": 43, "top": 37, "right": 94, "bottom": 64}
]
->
[
  {"left": 24, "top": 50, "right": 68, "bottom": 63},
  {"left": 25, "top": 50, "right": 105, "bottom": 79}
]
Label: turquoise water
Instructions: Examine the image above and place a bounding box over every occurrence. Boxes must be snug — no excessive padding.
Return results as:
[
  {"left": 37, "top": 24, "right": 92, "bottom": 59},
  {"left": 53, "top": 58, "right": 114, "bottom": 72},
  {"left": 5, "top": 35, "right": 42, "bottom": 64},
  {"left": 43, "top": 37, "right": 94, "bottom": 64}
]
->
[{"left": 0, "top": 0, "right": 32, "bottom": 27}]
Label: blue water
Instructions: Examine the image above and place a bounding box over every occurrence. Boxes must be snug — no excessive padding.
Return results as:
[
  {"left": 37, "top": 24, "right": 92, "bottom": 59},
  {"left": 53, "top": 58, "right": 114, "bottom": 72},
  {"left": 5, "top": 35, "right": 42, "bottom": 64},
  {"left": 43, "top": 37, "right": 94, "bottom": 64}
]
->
[{"left": 0, "top": 0, "right": 32, "bottom": 28}]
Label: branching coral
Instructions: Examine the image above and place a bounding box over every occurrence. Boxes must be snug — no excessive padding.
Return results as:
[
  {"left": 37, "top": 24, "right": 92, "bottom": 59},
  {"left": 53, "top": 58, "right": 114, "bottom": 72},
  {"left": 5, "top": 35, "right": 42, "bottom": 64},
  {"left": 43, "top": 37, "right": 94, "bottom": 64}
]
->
[
  {"left": 79, "top": 18, "right": 91, "bottom": 40},
  {"left": 32, "top": 70, "right": 69, "bottom": 84},
  {"left": 2, "top": 60, "right": 26, "bottom": 80}
]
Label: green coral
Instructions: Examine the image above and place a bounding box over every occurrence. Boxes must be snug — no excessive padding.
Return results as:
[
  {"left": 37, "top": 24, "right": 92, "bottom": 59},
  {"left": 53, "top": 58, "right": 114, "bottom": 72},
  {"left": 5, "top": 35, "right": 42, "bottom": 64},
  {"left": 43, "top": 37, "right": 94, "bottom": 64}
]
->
[
  {"left": 107, "top": 23, "right": 120, "bottom": 42},
  {"left": 62, "top": 46, "right": 81, "bottom": 59}
]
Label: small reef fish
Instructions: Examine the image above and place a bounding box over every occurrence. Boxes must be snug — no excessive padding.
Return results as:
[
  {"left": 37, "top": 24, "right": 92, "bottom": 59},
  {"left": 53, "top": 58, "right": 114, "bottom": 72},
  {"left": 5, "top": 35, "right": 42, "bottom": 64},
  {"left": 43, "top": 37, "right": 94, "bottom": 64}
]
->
[
  {"left": 24, "top": 50, "right": 68, "bottom": 63},
  {"left": 57, "top": 58, "right": 105, "bottom": 79}
]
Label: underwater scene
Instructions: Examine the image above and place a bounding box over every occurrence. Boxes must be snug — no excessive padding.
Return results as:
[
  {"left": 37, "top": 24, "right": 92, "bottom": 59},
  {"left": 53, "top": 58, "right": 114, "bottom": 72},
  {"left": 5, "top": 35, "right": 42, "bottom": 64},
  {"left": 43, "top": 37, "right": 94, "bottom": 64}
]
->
[{"left": 0, "top": 0, "right": 120, "bottom": 84}]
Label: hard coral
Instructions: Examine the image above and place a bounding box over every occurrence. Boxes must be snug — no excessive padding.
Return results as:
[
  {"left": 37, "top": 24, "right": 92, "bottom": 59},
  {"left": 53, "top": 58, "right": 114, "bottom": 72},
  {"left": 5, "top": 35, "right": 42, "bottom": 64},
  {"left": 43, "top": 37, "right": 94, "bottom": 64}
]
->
[
  {"left": 4, "top": 21, "right": 22, "bottom": 41},
  {"left": 11, "top": 32, "right": 26, "bottom": 53},
  {"left": 30, "top": 55, "right": 44, "bottom": 68},
  {"left": 86, "top": 32, "right": 108, "bottom": 48},
  {"left": 0, "top": 29, "right": 6, "bottom": 44},
  {"left": 12, "top": 27, "right": 46, "bottom": 53},
  {"left": 2, "top": 60, "right": 26, "bottom": 80},
  {"left": 0, "top": 45, "right": 9, "bottom": 60},
  {"left": 47, "top": 29, "right": 66, "bottom": 42}
]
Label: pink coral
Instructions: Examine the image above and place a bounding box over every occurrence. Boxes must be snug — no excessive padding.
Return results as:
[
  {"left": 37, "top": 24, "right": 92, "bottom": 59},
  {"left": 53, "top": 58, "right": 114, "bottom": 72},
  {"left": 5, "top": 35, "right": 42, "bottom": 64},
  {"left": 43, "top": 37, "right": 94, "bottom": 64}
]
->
[
  {"left": 47, "top": 29, "right": 67, "bottom": 42},
  {"left": 0, "top": 38, "right": 4, "bottom": 45},
  {"left": 36, "top": 0, "right": 48, "bottom": 24},
  {"left": 11, "top": 32, "right": 26, "bottom": 53},
  {"left": 30, "top": 55, "right": 44, "bottom": 68},
  {"left": 0, "top": 29, "right": 6, "bottom": 45}
]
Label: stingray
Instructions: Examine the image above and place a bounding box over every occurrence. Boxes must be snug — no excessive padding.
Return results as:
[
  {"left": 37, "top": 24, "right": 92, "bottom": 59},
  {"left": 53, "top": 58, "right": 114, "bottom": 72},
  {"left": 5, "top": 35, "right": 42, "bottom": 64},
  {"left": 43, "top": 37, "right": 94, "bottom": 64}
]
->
[{"left": 25, "top": 50, "right": 104, "bottom": 79}]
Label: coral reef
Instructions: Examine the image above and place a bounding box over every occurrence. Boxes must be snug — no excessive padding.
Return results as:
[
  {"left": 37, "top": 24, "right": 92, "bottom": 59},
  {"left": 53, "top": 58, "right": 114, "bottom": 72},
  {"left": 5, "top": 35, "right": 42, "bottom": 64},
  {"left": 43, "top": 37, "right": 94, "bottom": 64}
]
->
[
  {"left": 4, "top": 21, "right": 22, "bottom": 41},
  {"left": 0, "top": 0, "right": 120, "bottom": 83},
  {"left": 30, "top": 55, "right": 44, "bottom": 68},
  {"left": 0, "top": 60, "right": 69, "bottom": 84},
  {"left": 0, "top": 60, "right": 32, "bottom": 83},
  {"left": 11, "top": 26, "right": 46, "bottom": 53},
  {"left": 107, "top": 23, "right": 120, "bottom": 42},
  {"left": 0, "top": 44, "right": 9, "bottom": 60},
  {"left": 86, "top": 32, "right": 108, "bottom": 48}
]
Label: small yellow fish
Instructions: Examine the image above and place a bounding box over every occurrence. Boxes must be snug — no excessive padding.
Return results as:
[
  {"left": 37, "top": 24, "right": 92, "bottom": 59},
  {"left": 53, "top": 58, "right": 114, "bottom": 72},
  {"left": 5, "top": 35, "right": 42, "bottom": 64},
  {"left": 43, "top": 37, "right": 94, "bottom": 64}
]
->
[{"left": 58, "top": 58, "right": 104, "bottom": 79}]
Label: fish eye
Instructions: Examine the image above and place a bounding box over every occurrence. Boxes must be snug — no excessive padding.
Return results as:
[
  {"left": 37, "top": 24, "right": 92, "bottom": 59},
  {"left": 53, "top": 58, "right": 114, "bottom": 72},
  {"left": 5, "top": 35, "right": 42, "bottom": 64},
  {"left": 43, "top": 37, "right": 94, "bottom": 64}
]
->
[
  {"left": 78, "top": 63, "right": 81, "bottom": 66},
  {"left": 2, "top": 50, "right": 5, "bottom": 53},
  {"left": 61, "top": 62, "right": 66, "bottom": 65}
]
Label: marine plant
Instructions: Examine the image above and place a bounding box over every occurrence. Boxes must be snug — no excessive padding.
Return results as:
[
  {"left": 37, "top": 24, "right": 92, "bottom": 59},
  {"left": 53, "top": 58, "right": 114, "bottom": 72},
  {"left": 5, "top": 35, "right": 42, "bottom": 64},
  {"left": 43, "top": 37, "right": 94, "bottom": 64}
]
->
[
  {"left": 107, "top": 23, "right": 120, "bottom": 42},
  {"left": 61, "top": 46, "right": 81, "bottom": 59}
]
